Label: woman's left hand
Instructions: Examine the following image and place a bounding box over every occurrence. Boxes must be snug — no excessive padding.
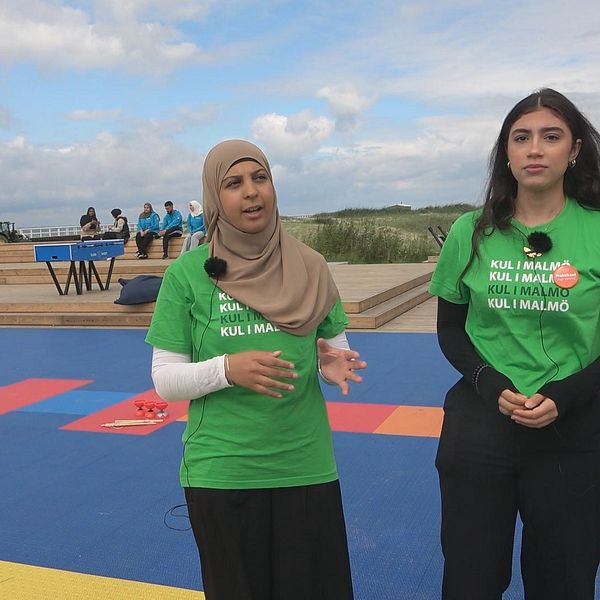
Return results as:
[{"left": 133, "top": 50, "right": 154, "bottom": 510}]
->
[
  {"left": 317, "top": 338, "right": 367, "bottom": 396},
  {"left": 510, "top": 393, "right": 558, "bottom": 428}
]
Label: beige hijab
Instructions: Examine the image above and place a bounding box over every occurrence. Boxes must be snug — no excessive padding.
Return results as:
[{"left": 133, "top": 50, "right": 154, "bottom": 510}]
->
[{"left": 202, "top": 139, "right": 339, "bottom": 336}]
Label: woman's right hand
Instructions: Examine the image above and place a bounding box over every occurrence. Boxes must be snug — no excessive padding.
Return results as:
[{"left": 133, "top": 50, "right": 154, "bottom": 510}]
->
[
  {"left": 226, "top": 350, "right": 297, "bottom": 398},
  {"left": 497, "top": 389, "right": 528, "bottom": 415}
]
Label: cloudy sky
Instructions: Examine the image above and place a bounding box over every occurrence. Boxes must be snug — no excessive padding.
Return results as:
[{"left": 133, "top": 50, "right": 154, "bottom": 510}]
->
[{"left": 1, "top": 0, "right": 600, "bottom": 227}]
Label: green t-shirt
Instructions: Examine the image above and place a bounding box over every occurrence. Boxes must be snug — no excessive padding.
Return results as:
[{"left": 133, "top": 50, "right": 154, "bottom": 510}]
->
[
  {"left": 146, "top": 244, "right": 348, "bottom": 489},
  {"left": 429, "top": 197, "right": 600, "bottom": 396}
]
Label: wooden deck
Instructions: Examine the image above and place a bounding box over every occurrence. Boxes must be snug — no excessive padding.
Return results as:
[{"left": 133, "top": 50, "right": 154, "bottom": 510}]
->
[{"left": 0, "top": 241, "right": 438, "bottom": 332}]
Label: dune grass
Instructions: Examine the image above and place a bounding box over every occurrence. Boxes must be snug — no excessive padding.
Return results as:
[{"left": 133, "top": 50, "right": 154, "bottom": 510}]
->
[{"left": 282, "top": 203, "right": 475, "bottom": 263}]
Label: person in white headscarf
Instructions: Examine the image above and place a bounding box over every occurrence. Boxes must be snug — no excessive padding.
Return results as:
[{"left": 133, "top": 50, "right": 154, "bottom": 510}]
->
[{"left": 179, "top": 200, "right": 206, "bottom": 255}]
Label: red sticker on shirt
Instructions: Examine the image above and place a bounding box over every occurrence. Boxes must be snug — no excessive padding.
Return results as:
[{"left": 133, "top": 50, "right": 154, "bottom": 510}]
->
[{"left": 553, "top": 263, "right": 579, "bottom": 289}]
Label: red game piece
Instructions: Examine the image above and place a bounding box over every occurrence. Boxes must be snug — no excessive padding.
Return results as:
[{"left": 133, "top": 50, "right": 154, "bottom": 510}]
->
[
  {"left": 144, "top": 400, "right": 155, "bottom": 419},
  {"left": 155, "top": 400, "right": 169, "bottom": 418},
  {"left": 133, "top": 399, "right": 146, "bottom": 417}
]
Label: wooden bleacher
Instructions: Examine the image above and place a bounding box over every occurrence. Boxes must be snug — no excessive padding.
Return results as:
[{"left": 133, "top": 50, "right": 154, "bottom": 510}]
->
[{"left": 0, "top": 239, "right": 437, "bottom": 331}]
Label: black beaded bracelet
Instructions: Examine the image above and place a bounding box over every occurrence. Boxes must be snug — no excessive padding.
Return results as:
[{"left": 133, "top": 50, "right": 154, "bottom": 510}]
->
[{"left": 472, "top": 363, "right": 490, "bottom": 395}]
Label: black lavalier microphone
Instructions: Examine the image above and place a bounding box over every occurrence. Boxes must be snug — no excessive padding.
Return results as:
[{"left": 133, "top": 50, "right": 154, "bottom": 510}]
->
[
  {"left": 523, "top": 231, "right": 553, "bottom": 258},
  {"left": 204, "top": 257, "right": 228, "bottom": 278},
  {"left": 165, "top": 256, "right": 229, "bottom": 529},
  {"left": 178, "top": 255, "right": 228, "bottom": 491},
  {"left": 527, "top": 231, "right": 553, "bottom": 254}
]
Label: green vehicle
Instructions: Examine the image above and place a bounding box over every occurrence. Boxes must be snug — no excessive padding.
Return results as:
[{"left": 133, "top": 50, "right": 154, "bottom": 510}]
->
[{"left": 0, "top": 222, "right": 25, "bottom": 243}]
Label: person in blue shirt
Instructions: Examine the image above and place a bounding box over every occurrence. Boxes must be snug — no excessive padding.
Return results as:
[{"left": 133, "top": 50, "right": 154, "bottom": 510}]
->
[
  {"left": 179, "top": 200, "right": 206, "bottom": 255},
  {"left": 135, "top": 202, "right": 160, "bottom": 259},
  {"left": 160, "top": 200, "right": 183, "bottom": 259}
]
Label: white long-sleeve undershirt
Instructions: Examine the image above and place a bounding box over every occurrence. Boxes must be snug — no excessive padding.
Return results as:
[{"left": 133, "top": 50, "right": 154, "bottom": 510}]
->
[{"left": 151, "top": 332, "right": 350, "bottom": 401}]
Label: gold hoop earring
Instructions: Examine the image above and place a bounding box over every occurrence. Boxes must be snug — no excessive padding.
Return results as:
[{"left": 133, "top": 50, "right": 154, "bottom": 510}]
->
[{"left": 569, "top": 159, "right": 577, "bottom": 168}]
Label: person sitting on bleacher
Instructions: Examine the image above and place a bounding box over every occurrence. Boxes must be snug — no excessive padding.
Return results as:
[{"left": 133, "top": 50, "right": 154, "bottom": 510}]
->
[
  {"left": 159, "top": 201, "right": 183, "bottom": 259},
  {"left": 80, "top": 207, "right": 101, "bottom": 240},
  {"left": 102, "top": 208, "right": 130, "bottom": 242},
  {"left": 135, "top": 202, "right": 160, "bottom": 259},
  {"left": 179, "top": 201, "right": 206, "bottom": 255}
]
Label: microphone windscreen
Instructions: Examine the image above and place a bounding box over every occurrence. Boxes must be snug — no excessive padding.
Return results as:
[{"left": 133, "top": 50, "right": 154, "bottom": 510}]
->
[
  {"left": 204, "top": 257, "right": 228, "bottom": 278},
  {"left": 527, "top": 232, "right": 553, "bottom": 254}
]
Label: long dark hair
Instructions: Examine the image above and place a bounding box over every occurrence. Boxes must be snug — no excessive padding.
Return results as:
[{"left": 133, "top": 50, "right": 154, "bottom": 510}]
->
[
  {"left": 463, "top": 88, "right": 600, "bottom": 277},
  {"left": 80, "top": 206, "right": 97, "bottom": 227}
]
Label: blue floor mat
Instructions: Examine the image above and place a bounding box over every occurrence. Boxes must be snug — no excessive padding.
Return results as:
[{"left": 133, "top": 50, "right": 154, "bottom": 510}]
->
[{"left": 2, "top": 328, "right": 597, "bottom": 598}]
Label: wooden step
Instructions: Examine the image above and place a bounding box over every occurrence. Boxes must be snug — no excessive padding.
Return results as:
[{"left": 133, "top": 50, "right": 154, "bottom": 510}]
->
[
  {"left": 0, "top": 300, "right": 154, "bottom": 313},
  {"left": 0, "top": 264, "right": 166, "bottom": 276},
  {"left": 376, "top": 296, "right": 437, "bottom": 333},
  {"left": 0, "top": 238, "right": 187, "bottom": 262},
  {"left": 347, "top": 283, "right": 431, "bottom": 329},
  {"left": 0, "top": 275, "right": 159, "bottom": 285},
  {"left": 0, "top": 251, "right": 39, "bottom": 263},
  {"left": 0, "top": 312, "right": 151, "bottom": 327},
  {"left": 344, "top": 271, "right": 431, "bottom": 313},
  {"left": 0, "top": 242, "right": 35, "bottom": 251},
  {"left": 123, "top": 238, "right": 185, "bottom": 256},
  {"left": 0, "top": 240, "right": 185, "bottom": 251},
  {"left": 0, "top": 263, "right": 435, "bottom": 331},
  {"left": 0, "top": 263, "right": 168, "bottom": 285},
  {"left": 328, "top": 263, "right": 434, "bottom": 314},
  {"left": 0, "top": 259, "right": 169, "bottom": 273}
]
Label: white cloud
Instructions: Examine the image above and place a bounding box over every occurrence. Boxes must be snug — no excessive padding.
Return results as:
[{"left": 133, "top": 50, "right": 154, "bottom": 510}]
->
[
  {"left": 7, "top": 136, "right": 26, "bottom": 149},
  {"left": 65, "top": 108, "right": 123, "bottom": 121},
  {"left": 94, "top": 0, "right": 214, "bottom": 24},
  {"left": 239, "top": 0, "right": 600, "bottom": 216},
  {"left": 269, "top": 113, "right": 497, "bottom": 215},
  {"left": 0, "top": 126, "right": 203, "bottom": 227},
  {"left": 0, "top": 1, "right": 208, "bottom": 73},
  {"left": 261, "top": 2, "right": 600, "bottom": 111},
  {"left": 0, "top": 98, "right": 221, "bottom": 227},
  {"left": 3, "top": 0, "right": 600, "bottom": 225},
  {"left": 251, "top": 110, "right": 335, "bottom": 163},
  {"left": 0, "top": 107, "right": 12, "bottom": 129},
  {"left": 316, "top": 85, "right": 373, "bottom": 132},
  {"left": 138, "top": 103, "right": 220, "bottom": 138}
]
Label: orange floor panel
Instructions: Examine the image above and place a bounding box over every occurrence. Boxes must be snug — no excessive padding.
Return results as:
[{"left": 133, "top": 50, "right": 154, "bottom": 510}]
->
[
  {"left": 177, "top": 401, "right": 444, "bottom": 437},
  {"left": 374, "top": 405, "right": 443, "bottom": 437}
]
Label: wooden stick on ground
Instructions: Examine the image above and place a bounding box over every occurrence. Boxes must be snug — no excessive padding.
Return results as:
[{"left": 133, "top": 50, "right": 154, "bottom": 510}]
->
[{"left": 101, "top": 419, "right": 164, "bottom": 428}]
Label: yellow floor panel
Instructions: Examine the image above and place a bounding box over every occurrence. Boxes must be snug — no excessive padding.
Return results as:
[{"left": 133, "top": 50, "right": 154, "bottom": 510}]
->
[{"left": 0, "top": 560, "right": 204, "bottom": 599}]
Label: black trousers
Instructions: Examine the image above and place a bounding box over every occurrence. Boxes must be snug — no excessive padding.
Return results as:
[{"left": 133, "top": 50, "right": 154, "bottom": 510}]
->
[
  {"left": 135, "top": 231, "right": 157, "bottom": 254},
  {"left": 184, "top": 481, "right": 354, "bottom": 600},
  {"left": 162, "top": 228, "right": 182, "bottom": 254},
  {"left": 436, "top": 380, "right": 600, "bottom": 600},
  {"left": 102, "top": 231, "right": 129, "bottom": 242}
]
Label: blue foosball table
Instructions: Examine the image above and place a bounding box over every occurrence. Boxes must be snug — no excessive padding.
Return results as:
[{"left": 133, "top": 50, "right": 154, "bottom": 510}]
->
[{"left": 33, "top": 240, "right": 125, "bottom": 295}]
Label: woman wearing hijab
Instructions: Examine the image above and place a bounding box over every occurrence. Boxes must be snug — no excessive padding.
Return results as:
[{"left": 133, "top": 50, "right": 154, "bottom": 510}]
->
[
  {"left": 179, "top": 200, "right": 206, "bottom": 255},
  {"left": 80, "top": 207, "right": 100, "bottom": 240},
  {"left": 102, "top": 208, "right": 130, "bottom": 242},
  {"left": 135, "top": 202, "right": 160, "bottom": 259},
  {"left": 146, "top": 140, "right": 365, "bottom": 600}
]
